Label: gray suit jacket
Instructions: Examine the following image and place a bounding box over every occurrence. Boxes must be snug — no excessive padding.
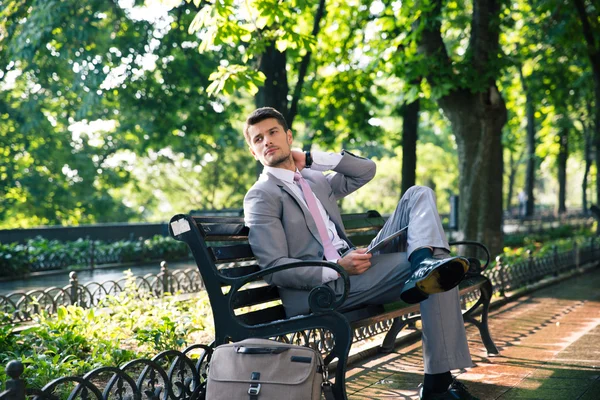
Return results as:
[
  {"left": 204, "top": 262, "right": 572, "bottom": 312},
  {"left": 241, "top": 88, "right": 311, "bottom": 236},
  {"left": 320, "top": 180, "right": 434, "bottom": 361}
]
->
[{"left": 243, "top": 151, "right": 376, "bottom": 315}]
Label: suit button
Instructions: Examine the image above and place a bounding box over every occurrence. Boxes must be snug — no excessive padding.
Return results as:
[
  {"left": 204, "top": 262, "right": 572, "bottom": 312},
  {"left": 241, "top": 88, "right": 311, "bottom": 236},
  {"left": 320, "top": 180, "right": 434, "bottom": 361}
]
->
[{"left": 317, "top": 251, "right": 323, "bottom": 258}]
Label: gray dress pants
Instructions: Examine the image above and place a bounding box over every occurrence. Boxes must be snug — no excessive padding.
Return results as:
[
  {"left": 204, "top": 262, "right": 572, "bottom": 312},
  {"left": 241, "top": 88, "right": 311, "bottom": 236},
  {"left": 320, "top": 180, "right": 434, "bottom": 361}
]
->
[{"left": 329, "top": 185, "right": 473, "bottom": 373}]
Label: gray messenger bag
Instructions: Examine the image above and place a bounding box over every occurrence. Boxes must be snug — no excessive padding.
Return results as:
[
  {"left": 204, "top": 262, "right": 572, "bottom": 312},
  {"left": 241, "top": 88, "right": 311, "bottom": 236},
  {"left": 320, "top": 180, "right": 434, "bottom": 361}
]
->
[{"left": 205, "top": 338, "right": 335, "bottom": 400}]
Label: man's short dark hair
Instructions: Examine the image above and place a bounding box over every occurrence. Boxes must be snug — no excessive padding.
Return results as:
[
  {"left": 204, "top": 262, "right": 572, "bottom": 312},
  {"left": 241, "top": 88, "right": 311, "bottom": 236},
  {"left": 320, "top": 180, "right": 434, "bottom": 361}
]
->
[{"left": 244, "top": 107, "right": 289, "bottom": 144}]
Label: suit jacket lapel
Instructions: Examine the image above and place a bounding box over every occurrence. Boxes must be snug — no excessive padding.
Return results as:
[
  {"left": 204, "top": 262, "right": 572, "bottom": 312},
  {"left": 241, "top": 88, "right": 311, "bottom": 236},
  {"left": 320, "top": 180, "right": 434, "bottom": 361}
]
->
[
  {"left": 265, "top": 172, "right": 323, "bottom": 245},
  {"left": 305, "top": 176, "right": 339, "bottom": 224}
]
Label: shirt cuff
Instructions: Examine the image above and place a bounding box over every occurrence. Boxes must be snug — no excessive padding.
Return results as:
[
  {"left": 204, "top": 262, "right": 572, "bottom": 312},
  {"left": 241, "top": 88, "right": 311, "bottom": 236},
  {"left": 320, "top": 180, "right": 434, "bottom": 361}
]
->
[
  {"left": 322, "top": 263, "right": 340, "bottom": 283},
  {"left": 310, "top": 151, "right": 343, "bottom": 171}
]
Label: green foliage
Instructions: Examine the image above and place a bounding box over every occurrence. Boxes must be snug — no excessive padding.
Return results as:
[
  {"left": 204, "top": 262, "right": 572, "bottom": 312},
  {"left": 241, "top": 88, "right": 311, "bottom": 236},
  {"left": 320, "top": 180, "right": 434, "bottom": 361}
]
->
[
  {"left": 0, "top": 0, "right": 597, "bottom": 234},
  {"left": 101, "top": 272, "right": 211, "bottom": 353},
  {"left": 187, "top": 0, "right": 317, "bottom": 96},
  {"left": 0, "top": 272, "right": 213, "bottom": 389},
  {"left": 503, "top": 224, "right": 594, "bottom": 248},
  {"left": 500, "top": 234, "right": 592, "bottom": 267},
  {"left": 0, "top": 242, "right": 30, "bottom": 277},
  {"left": 0, "top": 1, "right": 246, "bottom": 228},
  {"left": 0, "top": 235, "right": 190, "bottom": 278},
  {"left": 0, "top": 306, "right": 138, "bottom": 389}
]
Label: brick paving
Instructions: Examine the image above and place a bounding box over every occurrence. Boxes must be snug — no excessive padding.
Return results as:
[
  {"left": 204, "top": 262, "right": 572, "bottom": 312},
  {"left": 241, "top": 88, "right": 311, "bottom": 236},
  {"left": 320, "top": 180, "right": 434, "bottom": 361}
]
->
[{"left": 346, "top": 267, "right": 600, "bottom": 399}]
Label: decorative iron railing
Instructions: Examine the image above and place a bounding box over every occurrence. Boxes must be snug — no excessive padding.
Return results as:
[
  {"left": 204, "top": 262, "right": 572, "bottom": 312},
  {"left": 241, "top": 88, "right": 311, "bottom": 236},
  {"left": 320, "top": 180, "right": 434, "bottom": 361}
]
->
[
  {"left": 2, "top": 238, "right": 599, "bottom": 400},
  {"left": 1, "top": 262, "right": 203, "bottom": 324},
  {"left": 0, "top": 344, "right": 212, "bottom": 400},
  {"left": 485, "top": 237, "right": 599, "bottom": 297}
]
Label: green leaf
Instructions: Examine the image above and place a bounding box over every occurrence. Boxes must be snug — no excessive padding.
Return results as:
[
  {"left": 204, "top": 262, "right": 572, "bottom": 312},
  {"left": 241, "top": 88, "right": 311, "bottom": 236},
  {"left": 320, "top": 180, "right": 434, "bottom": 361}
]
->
[
  {"left": 188, "top": 6, "right": 212, "bottom": 34},
  {"left": 57, "top": 306, "right": 67, "bottom": 320},
  {"left": 275, "top": 39, "right": 289, "bottom": 52}
]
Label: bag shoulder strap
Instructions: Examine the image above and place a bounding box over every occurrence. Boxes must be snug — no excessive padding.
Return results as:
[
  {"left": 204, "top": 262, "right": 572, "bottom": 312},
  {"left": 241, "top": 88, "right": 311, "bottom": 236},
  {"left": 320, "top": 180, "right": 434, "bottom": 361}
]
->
[{"left": 322, "top": 382, "right": 336, "bottom": 400}]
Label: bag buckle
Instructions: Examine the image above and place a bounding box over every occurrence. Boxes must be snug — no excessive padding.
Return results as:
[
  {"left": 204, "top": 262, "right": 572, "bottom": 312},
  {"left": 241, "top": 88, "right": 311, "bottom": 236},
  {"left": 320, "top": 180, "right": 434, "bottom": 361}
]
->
[{"left": 248, "top": 383, "right": 261, "bottom": 395}]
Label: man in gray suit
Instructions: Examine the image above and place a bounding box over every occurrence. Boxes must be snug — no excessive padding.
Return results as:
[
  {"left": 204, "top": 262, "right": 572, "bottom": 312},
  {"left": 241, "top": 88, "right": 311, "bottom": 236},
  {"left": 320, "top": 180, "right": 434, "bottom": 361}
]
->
[{"left": 243, "top": 107, "right": 479, "bottom": 400}]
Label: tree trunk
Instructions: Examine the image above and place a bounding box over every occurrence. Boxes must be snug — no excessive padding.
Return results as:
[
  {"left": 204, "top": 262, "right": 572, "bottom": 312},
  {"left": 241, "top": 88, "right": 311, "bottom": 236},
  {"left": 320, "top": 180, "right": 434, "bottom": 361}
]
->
[
  {"left": 401, "top": 99, "right": 420, "bottom": 196},
  {"left": 573, "top": 0, "right": 600, "bottom": 207},
  {"left": 583, "top": 126, "right": 591, "bottom": 214},
  {"left": 519, "top": 67, "right": 536, "bottom": 216},
  {"left": 506, "top": 151, "right": 518, "bottom": 214},
  {"left": 256, "top": 43, "right": 289, "bottom": 113},
  {"left": 416, "top": 0, "right": 507, "bottom": 256},
  {"left": 557, "top": 128, "right": 568, "bottom": 214},
  {"left": 438, "top": 89, "right": 507, "bottom": 256},
  {"left": 254, "top": 43, "right": 289, "bottom": 177}
]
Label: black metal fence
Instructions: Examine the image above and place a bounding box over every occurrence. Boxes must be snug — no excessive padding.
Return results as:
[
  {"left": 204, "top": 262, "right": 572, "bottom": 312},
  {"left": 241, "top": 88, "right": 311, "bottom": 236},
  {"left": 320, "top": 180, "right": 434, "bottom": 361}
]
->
[
  {"left": 0, "top": 345, "right": 212, "bottom": 400},
  {"left": 486, "top": 238, "right": 598, "bottom": 297},
  {"left": 0, "top": 262, "right": 203, "bottom": 325},
  {"left": 2, "top": 238, "right": 599, "bottom": 400},
  {"left": 3, "top": 236, "right": 599, "bottom": 328}
]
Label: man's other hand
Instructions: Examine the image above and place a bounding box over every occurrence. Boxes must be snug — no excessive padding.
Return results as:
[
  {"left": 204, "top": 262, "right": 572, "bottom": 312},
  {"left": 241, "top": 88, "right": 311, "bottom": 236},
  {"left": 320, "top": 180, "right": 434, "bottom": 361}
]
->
[
  {"left": 337, "top": 248, "right": 371, "bottom": 275},
  {"left": 291, "top": 149, "right": 306, "bottom": 170}
]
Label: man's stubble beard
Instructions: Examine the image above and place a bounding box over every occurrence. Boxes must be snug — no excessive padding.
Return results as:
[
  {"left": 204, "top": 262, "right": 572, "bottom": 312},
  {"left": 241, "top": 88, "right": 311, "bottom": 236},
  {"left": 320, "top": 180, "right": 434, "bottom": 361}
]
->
[{"left": 265, "top": 148, "right": 292, "bottom": 168}]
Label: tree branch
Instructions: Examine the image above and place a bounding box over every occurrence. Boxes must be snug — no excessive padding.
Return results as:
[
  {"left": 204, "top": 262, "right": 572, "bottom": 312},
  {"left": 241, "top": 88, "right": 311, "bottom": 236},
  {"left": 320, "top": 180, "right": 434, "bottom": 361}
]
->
[{"left": 287, "top": 0, "right": 326, "bottom": 127}]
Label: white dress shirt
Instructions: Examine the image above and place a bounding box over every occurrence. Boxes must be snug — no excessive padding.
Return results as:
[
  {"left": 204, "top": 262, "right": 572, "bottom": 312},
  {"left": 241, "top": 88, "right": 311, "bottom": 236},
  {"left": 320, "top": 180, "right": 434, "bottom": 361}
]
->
[{"left": 262, "top": 151, "right": 348, "bottom": 283}]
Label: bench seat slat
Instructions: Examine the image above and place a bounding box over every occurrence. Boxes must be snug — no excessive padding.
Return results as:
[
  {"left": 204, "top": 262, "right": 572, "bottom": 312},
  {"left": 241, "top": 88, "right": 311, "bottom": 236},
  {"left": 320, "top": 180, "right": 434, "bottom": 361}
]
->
[
  {"left": 347, "top": 302, "right": 421, "bottom": 328},
  {"left": 236, "top": 305, "right": 287, "bottom": 325},
  {"left": 219, "top": 265, "right": 260, "bottom": 278},
  {"left": 211, "top": 244, "right": 254, "bottom": 262},
  {"left": 232, "top": 286, "right": 280, "bottom": 309}
]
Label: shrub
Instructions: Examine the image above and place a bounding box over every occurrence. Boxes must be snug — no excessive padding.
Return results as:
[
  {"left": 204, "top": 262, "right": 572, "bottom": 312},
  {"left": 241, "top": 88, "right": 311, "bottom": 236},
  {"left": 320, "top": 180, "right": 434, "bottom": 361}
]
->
[
  {"left": 0, "top": 242, "right": 30, "bottom": 277},
  {"left": 0, "top": 235, "right": 190, "bottom": 278},
  {"left": 0, "top": 272, "right": 213, "bottom": 389}
]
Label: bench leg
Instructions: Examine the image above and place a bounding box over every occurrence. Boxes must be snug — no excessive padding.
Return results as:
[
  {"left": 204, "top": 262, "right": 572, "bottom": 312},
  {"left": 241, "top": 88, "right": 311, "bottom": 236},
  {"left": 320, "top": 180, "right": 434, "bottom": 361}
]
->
[
  {"left": 322, "top": 317, "right": 353, "bottom": 400},
  {"left": 380, "top": 314, "right": 421, "bottom": 353},
  {"left": 463, "top": 279, "right": 499, "bottom": 355}
]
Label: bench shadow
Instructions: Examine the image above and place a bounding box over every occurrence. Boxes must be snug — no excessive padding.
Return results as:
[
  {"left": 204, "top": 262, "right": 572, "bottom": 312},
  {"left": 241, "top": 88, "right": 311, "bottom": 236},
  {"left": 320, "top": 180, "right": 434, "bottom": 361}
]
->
[{"left": 347, "top": 349, "right": 600, "bottom": 400}]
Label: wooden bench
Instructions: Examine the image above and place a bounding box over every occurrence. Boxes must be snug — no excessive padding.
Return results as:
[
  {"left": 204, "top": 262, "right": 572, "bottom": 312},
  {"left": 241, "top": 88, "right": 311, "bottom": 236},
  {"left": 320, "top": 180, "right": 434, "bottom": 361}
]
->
[{"left": 169, "top": 210, "right": 499, "bottom": 400}]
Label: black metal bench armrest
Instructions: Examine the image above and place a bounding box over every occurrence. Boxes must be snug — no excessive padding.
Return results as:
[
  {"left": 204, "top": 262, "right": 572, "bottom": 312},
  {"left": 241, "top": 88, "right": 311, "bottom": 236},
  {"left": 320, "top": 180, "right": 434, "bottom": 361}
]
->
[
  {"left": 229, "top": 261, "right": 351, "bottom": 313},
  {"left": 449, "top": 240, "right": 491, "bottom": 271}
]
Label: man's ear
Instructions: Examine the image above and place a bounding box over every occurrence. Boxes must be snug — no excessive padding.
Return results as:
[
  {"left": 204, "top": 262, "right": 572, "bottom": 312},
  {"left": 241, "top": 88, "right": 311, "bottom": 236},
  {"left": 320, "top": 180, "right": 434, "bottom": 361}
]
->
[
  {"left": 286, "top": 129, "right": 293, "bottom": 145},
  {"left": 249, "top": 146, "right": 259, "bottom": 160}
]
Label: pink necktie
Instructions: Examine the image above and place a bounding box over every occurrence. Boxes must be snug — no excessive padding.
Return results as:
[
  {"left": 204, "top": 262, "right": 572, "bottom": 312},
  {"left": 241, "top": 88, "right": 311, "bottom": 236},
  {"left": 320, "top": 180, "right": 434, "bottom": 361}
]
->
[{"left": 294, "top": 172, "right": 339, "bottom": 260}]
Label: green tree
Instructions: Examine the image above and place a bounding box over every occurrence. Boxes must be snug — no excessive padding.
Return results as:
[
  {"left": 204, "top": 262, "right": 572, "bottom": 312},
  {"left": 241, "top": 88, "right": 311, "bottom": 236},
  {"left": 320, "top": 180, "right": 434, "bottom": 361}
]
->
[
  {"left": 378, "top": 0, "right": 510, "bottom": 254},
  {"left": 572, "top": 0, "right": 600, "bottom": 206},
  {"left": 0, "top": 0, "right": 150, "bottom": 226}
]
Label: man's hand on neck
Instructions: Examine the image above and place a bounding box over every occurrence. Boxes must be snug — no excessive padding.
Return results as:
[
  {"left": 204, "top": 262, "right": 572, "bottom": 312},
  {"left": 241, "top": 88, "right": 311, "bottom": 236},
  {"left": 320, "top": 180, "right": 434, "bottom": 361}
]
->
[{"left": 291, "top": 149, "right": 306, "bottom": 171}]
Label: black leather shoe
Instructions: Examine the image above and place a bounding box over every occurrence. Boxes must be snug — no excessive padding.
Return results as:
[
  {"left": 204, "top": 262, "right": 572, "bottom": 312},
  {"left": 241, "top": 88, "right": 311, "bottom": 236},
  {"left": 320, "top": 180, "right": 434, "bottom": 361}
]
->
[
  {"left": 419, "top": 380, "right": 480, "bottom": 400},
  {"left": 400, "top": 256, "right": 469, "bottom": 304}
]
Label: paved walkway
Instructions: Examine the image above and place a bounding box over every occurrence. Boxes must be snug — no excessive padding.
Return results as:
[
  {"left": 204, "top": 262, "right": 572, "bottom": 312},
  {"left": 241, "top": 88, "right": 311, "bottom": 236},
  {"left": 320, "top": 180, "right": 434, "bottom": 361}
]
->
[{"left": 346, "top": 268, "right": 600, "bottom": 399}]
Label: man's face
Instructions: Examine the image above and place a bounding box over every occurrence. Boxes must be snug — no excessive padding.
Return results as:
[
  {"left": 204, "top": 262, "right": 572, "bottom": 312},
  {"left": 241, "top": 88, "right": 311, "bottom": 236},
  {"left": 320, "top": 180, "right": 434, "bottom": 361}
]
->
[{"left": 247, "top": 118, "right": 293, "bottom": 167}]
